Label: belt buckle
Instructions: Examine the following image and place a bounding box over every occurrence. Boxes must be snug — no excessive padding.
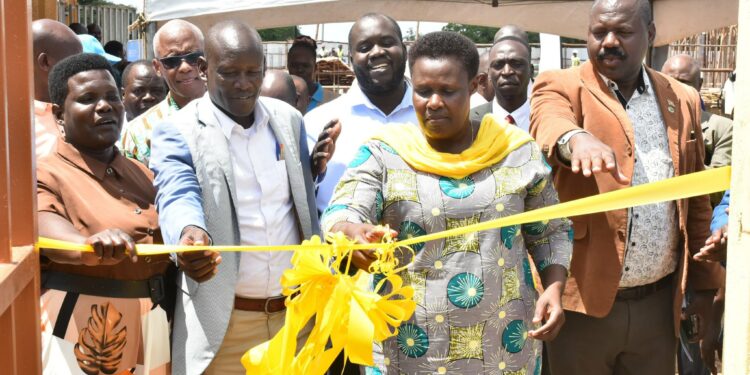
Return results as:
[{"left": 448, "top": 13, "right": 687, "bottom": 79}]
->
[{"left": 264, "top": 295, "right": 285, "bottom": 314}]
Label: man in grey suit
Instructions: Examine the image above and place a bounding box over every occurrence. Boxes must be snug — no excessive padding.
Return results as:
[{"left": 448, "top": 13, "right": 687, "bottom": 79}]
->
[
  {"left": 471, "top": 29, "right": 533, "bottom": 133},
  {"left": 150, "top": 20, "right": 336, "bottom": 375}
]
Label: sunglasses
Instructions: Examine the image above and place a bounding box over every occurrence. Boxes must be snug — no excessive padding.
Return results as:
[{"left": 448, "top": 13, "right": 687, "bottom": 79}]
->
[{"left": 158, "top": 51, "right": 204, "bottom": 69}]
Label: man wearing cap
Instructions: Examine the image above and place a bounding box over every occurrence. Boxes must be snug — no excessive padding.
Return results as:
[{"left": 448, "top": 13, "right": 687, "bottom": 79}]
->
[
  {"left": 120, "top": 19, "right": 207, "bottom": 165},
  {"left": 32, "top": 19, "right": 82, "bottom": 158}
]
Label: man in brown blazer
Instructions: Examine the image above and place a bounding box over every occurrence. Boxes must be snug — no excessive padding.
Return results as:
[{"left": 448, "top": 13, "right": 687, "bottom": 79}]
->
[{"left": 530, "top": 0, "right": 725, "bottom": 373}]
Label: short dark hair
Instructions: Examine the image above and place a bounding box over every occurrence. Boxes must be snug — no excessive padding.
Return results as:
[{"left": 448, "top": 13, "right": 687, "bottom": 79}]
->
[
  {"left": 48, "top": 53, "right": 115, "bottom": 107},
  {"left": 120, "top": 59, "right": 154, "bottom": 87},
  {"left": 104, "top": 40, "right": 123, "bottom": 57},
  {"left": 494, "top": 34, "right": 531, "bottom": 54},
  {"left": 408, "top": 31, "right": 479, "bottom": 79},
  {"left": 288, "top": 35, "right": 317, "bottom": 58},
  {"left": 349, "top": 13, "right": 403, "bottom": 44},
  {"left": 69, "top": 22, "right": 87, "bottom": 35}
]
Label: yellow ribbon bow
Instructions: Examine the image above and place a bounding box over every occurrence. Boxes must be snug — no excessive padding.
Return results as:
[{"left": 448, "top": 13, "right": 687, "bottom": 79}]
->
[{"left": 241, "top": 232, "right": 416, "bottom": 374}]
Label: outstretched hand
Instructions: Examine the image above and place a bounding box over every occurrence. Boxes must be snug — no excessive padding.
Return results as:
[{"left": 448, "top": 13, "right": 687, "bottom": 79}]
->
[{"left": 568, "top": 132, "right": 630, "bottom": 184}]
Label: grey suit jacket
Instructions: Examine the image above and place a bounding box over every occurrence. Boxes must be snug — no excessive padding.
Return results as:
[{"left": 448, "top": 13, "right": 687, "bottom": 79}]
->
[
  {"left": 150, "top": 95, "right": 319, "bottom": 375},
  {"left": 470, "top": 102, "right": 493, "bottom": 124}
]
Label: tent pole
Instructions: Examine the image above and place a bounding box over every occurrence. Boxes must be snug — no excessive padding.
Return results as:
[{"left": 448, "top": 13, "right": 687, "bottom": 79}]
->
[{"left": 722, "top": 0, "right": 750, "bottom": 373}]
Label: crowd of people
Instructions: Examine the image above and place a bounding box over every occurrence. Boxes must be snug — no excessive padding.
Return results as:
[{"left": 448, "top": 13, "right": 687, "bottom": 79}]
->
[{"left": 31, "top": 0, "right": 732, "bottom": 374}]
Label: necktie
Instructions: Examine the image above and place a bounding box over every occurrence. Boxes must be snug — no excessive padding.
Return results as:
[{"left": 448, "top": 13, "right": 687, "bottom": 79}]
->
[{"left": 505, "top": 114, "right": 516, "bottom": 125}]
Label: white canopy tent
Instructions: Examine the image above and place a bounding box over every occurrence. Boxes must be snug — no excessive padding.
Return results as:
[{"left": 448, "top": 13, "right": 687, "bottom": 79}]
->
[{"left": 144, "top": 0, "right": 737, "bottom": 47}]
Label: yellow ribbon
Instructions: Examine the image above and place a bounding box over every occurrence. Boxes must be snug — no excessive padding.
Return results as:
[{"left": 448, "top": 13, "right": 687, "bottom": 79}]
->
[
  {"left": 34, "top": 166, "right": 732, "bottom": 375},
  {"left": 36, "top": 166, "right": 732, "bottom": 255}
]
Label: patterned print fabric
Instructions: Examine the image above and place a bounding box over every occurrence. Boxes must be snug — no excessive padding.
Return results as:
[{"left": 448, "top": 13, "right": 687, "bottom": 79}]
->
[{"left": 322, "top": 140, "right": 572, "bottom": 374}]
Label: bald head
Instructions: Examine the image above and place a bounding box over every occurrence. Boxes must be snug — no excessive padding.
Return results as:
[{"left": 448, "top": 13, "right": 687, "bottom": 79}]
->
[
  {"left": 494, "top": 25, "right": 529, "bottom": 45},
  {"left": 261, "top": 70, "right": 297, "bottom": 108},
  {"left": 592, "top": 0, "right": 653, "bottom": 25},
  {"left": 153, "top": 19, "right": 204, "bottom": 58},
  {"left": 661, "top": 54, "right": 702, "bottom": 91},
  {"left": 291, "top": 75, "right": 310, "bottom": 114},
  {"left": 32, "top": 19, "right": 83, "bottom": 102},
  {"left": 205, "top": 20, "right": 263, "bottom": 62},
  {"left": 204, "top": 21, "right": 265, "bottom": 126}
]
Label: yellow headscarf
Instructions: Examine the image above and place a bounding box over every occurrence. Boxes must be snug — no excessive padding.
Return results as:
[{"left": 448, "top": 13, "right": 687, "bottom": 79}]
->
[{"left": 371, "top": 114, "right": 534, "bottom": 178}]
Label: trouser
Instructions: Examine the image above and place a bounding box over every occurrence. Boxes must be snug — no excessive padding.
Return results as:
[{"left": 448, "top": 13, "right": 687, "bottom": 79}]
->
[
  {"left": 546, "top": 285, "right": 676, "bottom": 375},
  {"left": 204, "top": 309, "right": 287, "bottom": 375}
]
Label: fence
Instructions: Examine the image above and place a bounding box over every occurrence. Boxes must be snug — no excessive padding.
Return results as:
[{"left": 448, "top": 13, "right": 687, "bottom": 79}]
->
[
  {"left": 669, "top": 26, "right": 738, "bottom": 89},
  {"left": 0, "top": 0, "right": 42, "bottom": 373},
  {"left": 57, "top": 1, "right": 138, "bottom": 44}
]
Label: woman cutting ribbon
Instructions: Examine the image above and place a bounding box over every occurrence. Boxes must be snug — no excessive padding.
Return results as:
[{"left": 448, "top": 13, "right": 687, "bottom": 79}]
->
[
  {"left": 37, "top": 53, "right": 174, "bottom": 374},
  {"left": 322, "top": 32, "right": 572, "bottom": 374}
]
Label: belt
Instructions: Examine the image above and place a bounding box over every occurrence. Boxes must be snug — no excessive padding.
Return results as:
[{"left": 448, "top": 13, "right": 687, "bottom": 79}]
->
[
  {"left": 42, "top": 270, "right": 167, "bottom": 304},
  {"left": 234, "top": 295, "right": 287, "bottom": 313},
  {"left": 616, "top": 274, "right": 673, "bottom": 301}
]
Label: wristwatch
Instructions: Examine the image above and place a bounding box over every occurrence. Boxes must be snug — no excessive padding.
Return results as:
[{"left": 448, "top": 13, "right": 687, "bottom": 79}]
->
[{"left": 556, "top": 129, "right": 589, "bottom": 161}]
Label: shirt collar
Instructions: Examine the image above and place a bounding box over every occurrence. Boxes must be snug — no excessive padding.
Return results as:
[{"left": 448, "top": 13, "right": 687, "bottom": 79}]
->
[
  {"left": 347, "top": 79, "right": 414, "bottom": 117},
  {"left": 34, "top": 100, "right": 53, "bottom": 115},
  {"left": 492, "top": 97, "right": 530, "bottom": 119},
  {"left": 55, "top": 138, "right": 129, "bottom": 181},
  {"left": 599, "top": 67, "right": 649, "bottom": 93},
  {"left": 209, "top": 96, "right": 270, "bottom": 140},
  {"left": 310, "top": 83, "right": 324, "bottom": 103}
]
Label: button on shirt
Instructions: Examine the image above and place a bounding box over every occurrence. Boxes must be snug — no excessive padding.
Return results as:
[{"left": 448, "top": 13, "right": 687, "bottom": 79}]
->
[
  {"left": 492, "top": 97, "right": 531, "bottom": 133},
  {"left": 37, "top": 139, "right": 168, "bottom": 280},
  {"left": 305, "top": 81, "right": 418, "bottom": 212},
  {"left": 602, "top": 70, "right": 679, "bottom": 287},
  {"left": 212, "top": 101, "right": 300, "bottom": 298}
]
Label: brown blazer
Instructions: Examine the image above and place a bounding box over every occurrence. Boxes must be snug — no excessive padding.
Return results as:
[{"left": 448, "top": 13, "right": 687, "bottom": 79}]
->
[{"left": 530, "top": 61, "right": 725, "bottom": 335}]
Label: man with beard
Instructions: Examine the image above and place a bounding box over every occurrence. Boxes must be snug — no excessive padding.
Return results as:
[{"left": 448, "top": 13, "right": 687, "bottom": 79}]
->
[
  {"left": 530, "top": 0, "right": 724, "bottom": 373},
  {"left": 471, "top": 35, "right": 533, "bottom": 133},
  {"left": 304, "top": 13, "right": 417, "bottom": 214},
  {"left": 121, "top": 60, "right": 168, "bottom": 121},
  {"left": 120, "top": 19, "right": 206, "bottom": 165}
]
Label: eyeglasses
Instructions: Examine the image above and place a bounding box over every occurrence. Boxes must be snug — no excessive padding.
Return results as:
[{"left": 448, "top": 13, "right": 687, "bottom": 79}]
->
[{"left": 158, "top": 51, "right": 204, "bottom": 69}]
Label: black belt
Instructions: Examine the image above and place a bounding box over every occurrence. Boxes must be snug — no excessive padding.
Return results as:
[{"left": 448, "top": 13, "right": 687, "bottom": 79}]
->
[
  {"left": 43, "top": 270, "right": 176, "bottom": 340},
  {"left": 616, "top": 274, "right": 673, "bottom": 301},
  {"left": 42, "top": 270, "right": 167, "bottom": 304}
]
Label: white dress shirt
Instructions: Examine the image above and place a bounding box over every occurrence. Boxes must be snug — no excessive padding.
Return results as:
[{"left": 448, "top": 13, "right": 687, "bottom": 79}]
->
[
  {"left": 492, "top": 97, "right": 531, "bottom": 133},
  {"left": 211, "top": 100, "right": 300, "bottom": 298},
  {"left": 305, "top": 81, "right": 418, "bottom": 212},
  {"left": 470, "top": 92, "right": 489, "bottom": 109}
]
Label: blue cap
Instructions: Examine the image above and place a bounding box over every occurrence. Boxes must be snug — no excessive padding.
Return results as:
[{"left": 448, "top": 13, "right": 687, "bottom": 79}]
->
[{"left": 78, "top": 34, "right": 121, "bottom": 64}]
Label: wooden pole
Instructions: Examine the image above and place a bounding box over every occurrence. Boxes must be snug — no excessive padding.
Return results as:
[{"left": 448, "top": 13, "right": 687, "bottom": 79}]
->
[{"left": 722, "top": 0, "right": 750, "bottom": 373}]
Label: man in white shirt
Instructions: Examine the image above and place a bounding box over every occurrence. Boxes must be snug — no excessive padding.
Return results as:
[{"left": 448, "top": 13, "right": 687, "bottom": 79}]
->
[
  {"left": 150, "top": 21, "right": 334, "bottom": 375},
  {"left": 305, "top": 13, "right": 418, "bottom": 214},
  {"left": 470, "top": 34, "right": 533, "bottom": 133},
  {"left": 470, "top": 51, "right": 494, "bottom": 108}
]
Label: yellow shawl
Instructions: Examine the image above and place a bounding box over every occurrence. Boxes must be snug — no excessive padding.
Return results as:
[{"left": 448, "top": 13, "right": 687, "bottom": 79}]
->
[{"left": 371, "top": 114, "right": 534, "bottom": 178}]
